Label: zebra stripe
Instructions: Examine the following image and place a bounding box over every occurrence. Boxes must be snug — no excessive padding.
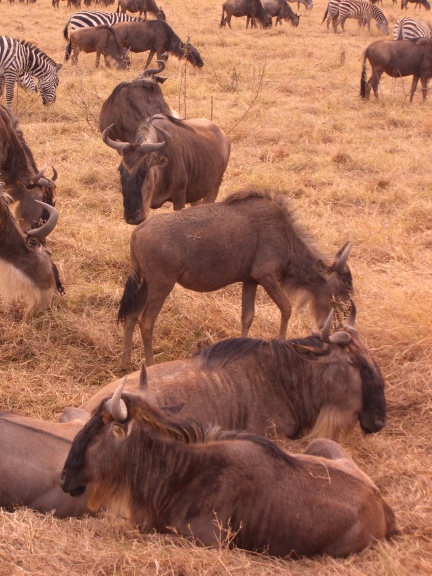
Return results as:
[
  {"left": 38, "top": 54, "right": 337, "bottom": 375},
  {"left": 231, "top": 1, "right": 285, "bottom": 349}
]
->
[
  {"left": 393, "top": 17, "right": 432, "bottom": 40},
  {"left": 322, "top": 0, "right": 341, "bottom": 30},
  {"left": 0, "top": 37, "right": 61, "bottom": 108},
  {"left": 63, "top": 11, "right": 140, "bottom": 40},
  {"left": 0, "top": 73, "right": 37, "bottom": 99},
  {"left": 335, "top": 0, "right": 388, "bottom": 35}
]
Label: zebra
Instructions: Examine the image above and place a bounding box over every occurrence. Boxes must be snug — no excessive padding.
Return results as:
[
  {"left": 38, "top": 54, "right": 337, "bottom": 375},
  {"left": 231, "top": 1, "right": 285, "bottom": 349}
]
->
[
  {"left": 321, "top": 0, "right": 341, "bottom": 30},
  {"left": 394, "top": 16, "right": 432, "bottom": 39},
  {"left": 0, "top": 73, "right": 37, "bottom": 100},
  {"left": 0, "top": 37, "right": 61, "bottom": 108},
  {"left": 63, "top": 11, "right": 140, "bottom": 41},
  {"left": 334, "top": 0, "right": 389, "bottom": 34},
  {"left": 288, "top": 0, "right": 314, "bottom": 10}
]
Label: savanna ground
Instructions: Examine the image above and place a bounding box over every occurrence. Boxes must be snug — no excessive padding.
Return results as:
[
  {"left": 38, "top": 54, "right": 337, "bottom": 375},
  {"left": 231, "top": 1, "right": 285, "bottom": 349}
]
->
[{"left": 0, "top": 0, "right": 431, "bottom": 574}]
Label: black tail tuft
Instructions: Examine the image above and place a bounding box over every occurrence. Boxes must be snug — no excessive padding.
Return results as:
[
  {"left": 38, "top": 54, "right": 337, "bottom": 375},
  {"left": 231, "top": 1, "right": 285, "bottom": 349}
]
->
[
  {"left": 65, "top": 41, "right": 72, "bottom": 62},
  {"left": 360, "top": 54, "right": 367, "bottom": 99},
  {"left": 118, "top": 271, "right": 148, "bottom": 324}
]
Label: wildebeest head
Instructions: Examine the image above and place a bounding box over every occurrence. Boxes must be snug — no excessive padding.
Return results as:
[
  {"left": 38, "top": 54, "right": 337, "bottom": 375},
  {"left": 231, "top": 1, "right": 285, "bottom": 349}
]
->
[
  {"left": 16, "top": 164, "right": 58, "bottom": 229},
  {"left": 261, "top": 11, "right": 273, "bottom": 28},
  {"left": 102, "top": 124, "right": 168, "bottom": 225},
  {"left": 179, "top": 41, "right": 204, "bottom": 68}
]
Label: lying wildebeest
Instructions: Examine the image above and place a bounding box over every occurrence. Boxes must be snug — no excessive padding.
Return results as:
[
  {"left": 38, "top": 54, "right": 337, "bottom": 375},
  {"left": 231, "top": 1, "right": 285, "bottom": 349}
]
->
[
  {"left": 61, "top": 383, "right": 397, "bottom": 557},
  {"left": 221, "top": 0, "right": 273, "bottom": 28},
  {"left": 116, "top": 0, "right": 166, "bottom": 20},
  {"left": 0, "top": 104, "right": 57, "bottom": 232},
  {"left": 361, "top": 38, "right": 432, "bottom": 102},
  {"left": 0, "top": 197, "right": 64, "bottom": 318},
  {"left": 102, "top": 113, "right": 230, "bottom": 225},
  {"left": 0, "top": 410, "right": 90, "bottom": 517},
  {"left": 82, "top": 306, "right": 387, "bottom": 440},
  {"left": 263, "top": 0, "right": 300, "bottom": 25},
  {"left": 99, "top": 61, "right": 176, "bottom": 143},
  {"left": 118, "top": 188, "right": 352, "bottom": 368},
  {"left": 112, "top": 19, "right": 204, "bottom": 69},
  {"left": 64, "top": 25, "right": 130, "bottom": 69}
]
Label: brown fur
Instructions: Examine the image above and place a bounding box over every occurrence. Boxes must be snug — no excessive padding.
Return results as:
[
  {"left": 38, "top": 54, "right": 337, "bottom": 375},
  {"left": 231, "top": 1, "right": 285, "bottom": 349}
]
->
[
  {"left": 220, "top": 0, "right": 273, "bottom": 28},
  {"left": 65, "top": 25, "right": 129, "bottom": 68}
]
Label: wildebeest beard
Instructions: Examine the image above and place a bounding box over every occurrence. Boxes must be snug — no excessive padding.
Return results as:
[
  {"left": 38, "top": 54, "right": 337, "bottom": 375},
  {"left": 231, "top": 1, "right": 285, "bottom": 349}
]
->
[
  {"left": 119, "top": 162, "right": 149, "bottom": 224},
  {"left": 357, "top": 355, "right": 386, "bottom": 433}
]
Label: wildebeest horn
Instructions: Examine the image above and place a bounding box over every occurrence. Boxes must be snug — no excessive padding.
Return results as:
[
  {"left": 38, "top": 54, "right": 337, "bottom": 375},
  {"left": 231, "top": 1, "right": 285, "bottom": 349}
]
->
[
  {"left": 101, "top": 124, "right": 132, "bottom": 153},
  {"left": 51, "top": 166, "right": 58, "bottom": 182},
  {"left": 142, "top": 60, "right": 166, "bottom": 77},
  {"left": 26, "top": 201, "right": 59, "bottom": 240},
  {"left": 139, "top": 363, "right": 148, "bottom": 391},
  {"left": 32, "top": 164, "right": 47, "bottom": 183},
  {"left": 138, "top": 127, "right": 168, "bottom": 153},
  {"left": 334, "top": 241, "right": 352, "bottom": 273},
  {"left": 105, "top": 376, "right": 128, "bottom": 422},
  {"left": 320, "top": 309, "right": 352, "bottom": 345}
]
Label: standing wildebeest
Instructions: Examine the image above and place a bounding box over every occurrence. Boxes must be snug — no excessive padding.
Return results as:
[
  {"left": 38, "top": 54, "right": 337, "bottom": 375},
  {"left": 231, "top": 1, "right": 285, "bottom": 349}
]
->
[
  {"left": 81, "top": 306, "right": 388, "bottom": 440},
  {"left": 102, "top": 113, "right": 230, "bottom": 225},
  {"left": 112, "top": 19, "right": 204, "bottom": 69},
  {"left": 116, "top": 0, "right": 166, "bottom": 20},
  {"left": 64, "top": 25, "right": 130, "bottom": 68},
  {"left": 0, "top": 197, "right": 63, "bottom": 318},
  {"left": 0, "top": 411, "right": 90, "bottom": 517},
  {"left": 263, "top": 0, "right": 300, "bottom": 25},
  {"left": 61, "top": 384, "right": 397, "bottom": 557},
  {"left": 401, "top": 0, "right": 431, "bottom": 9},
  {"left": 0, "top": 105, "right": 57, "bottom": 232},
  {"left": 117, "top": 188, "right": 352, "bottom": 368},
  {"left": 220, "top": 0, "right": 273, "bottom": 28},
  {"left": 99, "top": 61, "right": 176, "bottom": 143},
  {"left": 361, "top": 38, "right": 432, "bottom": 102}
]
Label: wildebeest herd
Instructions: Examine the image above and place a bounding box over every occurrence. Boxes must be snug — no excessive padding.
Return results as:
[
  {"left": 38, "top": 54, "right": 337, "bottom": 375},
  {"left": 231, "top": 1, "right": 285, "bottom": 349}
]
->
[{"left": 1, "top": 0, "right": 430, "bottom": 567}]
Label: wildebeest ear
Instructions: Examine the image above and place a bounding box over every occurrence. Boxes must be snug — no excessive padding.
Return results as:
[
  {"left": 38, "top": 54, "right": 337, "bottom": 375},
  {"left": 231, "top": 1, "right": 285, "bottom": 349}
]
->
[
  {"left": 160, "top": 402, "right": 185, "bottom": 414},
  {"left": 292, "top": 343, "right": 328, "bottom": 359},
  {"left": 316, "top": 260, "right": 330, "bottom": 274},
  {"left": 156, "top": 155, "right": 169, "bottom": 167},
  {"left": 155, "top": 76, "right": 167, "bottom": 84}
]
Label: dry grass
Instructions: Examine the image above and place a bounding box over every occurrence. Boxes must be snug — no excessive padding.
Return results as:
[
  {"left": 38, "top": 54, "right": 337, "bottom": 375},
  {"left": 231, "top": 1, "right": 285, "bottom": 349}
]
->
[{"left": 1, "top": 0, "right": 432, "bottom": 574}]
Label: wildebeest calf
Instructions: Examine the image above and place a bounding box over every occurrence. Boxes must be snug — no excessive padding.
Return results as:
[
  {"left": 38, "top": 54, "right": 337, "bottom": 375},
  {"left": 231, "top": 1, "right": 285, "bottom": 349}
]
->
[
  {"left": 61, "top": 385, "right": 397, "bottom": 557},
  {"left": 263, "top": 0, "right": 300, "bottom": 26},
  {"left": 65, "top": 25, "right": 130, "bottom": 69},
  {"left": 361, "top": 38, "right": 432, "bottom": 102},
  {"left": 118, "top": 188, "right": 352, "bottom": 368}
]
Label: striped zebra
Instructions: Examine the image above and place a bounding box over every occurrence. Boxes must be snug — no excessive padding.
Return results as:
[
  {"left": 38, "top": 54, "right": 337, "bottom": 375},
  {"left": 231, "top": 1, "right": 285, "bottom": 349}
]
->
[
  {"left": 321, "top": 0, "right": 341, "bottom": 30},
  {"left": 0, "top": 37, "right": 61, "bottom": 108},
  {"left": 393, "top": 16, "right": 432, "bottom": 40},
  {"left": 334, "top": 0, "right": 389, "bottom": 34},
  {"left": 63, "top": 11, "right": 140, "bottom": 41},
  {"left": 0, "top": 73, "right": 37, "bottom": 100}
]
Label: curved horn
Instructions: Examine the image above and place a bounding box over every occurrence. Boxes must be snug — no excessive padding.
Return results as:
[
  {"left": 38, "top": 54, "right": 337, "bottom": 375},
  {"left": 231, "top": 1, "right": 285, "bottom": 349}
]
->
[
  {"left": 137, "top": 138, "right": 167, "bottom": 154},
  {"left": 334, "top": 241, "right": 352, "bottom": 273},
  {"left": 31, "top": 164, "right": 47, "bottom": 184},
  {"left": 344, "top": 300, "right": 357, "bottom": 328},
  {"left": 142, "top": 59, "right": 166, "bottom": 77},
  {"left": 26, "top": 201, "right": 59, "bottom": 240},
  {"left": 51, "top": 166, "right": 58, "bottom": 182},
  {"left": 101, "top": 124, "right": 132, "bottom": 153},
  {"left": 320, "top": 309, "right": 334, "bottom": 343},
  {"left": 105, "top": 376, "right": 128, "bottom": 422},
  {"left": 139, "top": 363, "right": 148, "bottom": 391}
]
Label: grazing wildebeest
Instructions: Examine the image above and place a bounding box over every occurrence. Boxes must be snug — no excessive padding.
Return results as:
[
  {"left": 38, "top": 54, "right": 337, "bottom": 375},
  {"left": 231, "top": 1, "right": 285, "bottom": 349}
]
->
[
  {"left": 117, "top": 188, "right": 352, "bottom": 368},
  {"left": 61, "top": 382, "right": 397, "bottom": 557},
  {"left": 361, "top": 38, "right": 432, "bottom": 102},
  {"left": 0, "top": 411, "right": 90, "bottom": 517},
  {"left": 401, "top": 0, "right": 430, "bottom": 9},
  {"left": 101, "top": 113, "right": 230, "bottom": 225},
  {"left": 116, "top": 0, "right": 166, "bottom": 20},
  {"left": 112, "top": 19, "right": 204, "bottom": 69},
  {"left": 64, "top": 25, "right": 130, "bottom": 68},
  {"left": 220, "top": 0, "right": 273, "bottom": 28},
  {"left": 0, "top": 197, "right": 63, "bottom": 318},
  {"left": 82, "top": 306, "right": 387, "bottom": 440},
  {"left": 0, "top": 105, "right": 57, "bottom": 232},
  {"left": 263, "top": 0, "right": 300, "bottom": 25},
  {"left": 99, "top": 61, "right": 176, "bottom": 143}
]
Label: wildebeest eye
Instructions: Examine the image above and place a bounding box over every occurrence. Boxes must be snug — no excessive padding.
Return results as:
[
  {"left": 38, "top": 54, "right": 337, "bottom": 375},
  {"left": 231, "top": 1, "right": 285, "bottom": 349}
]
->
[{"left": 112, "top": 422, "right": 126, "bottom": 441}]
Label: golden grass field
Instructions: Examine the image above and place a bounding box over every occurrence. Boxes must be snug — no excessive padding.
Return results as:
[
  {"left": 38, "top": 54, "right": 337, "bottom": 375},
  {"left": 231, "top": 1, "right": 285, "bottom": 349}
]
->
[{"left": 0, "top": 0, "right": 432, "bottom": 574}]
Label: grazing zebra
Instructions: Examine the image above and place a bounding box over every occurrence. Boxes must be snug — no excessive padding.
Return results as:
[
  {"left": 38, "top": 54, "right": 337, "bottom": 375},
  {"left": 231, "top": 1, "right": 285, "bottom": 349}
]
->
[
  {"left": 334, "top": 0, "right": 389, "bottom": 34},
  {"left": 0, "top": 73, "right": 37, "bottom": 100},
  {"left": 394, "top": 16, "right": 432, "bottom": 39},
  {"left": 63, "top": 11, "right": 140, "bottom": 41},
  {"left": 0, "top": 37, "right": 61, "bottom": 108}
]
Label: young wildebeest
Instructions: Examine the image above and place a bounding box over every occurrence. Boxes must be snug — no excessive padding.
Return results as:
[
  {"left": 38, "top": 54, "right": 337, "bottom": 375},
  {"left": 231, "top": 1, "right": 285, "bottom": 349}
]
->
[
  {"left": 65, "top": 25, "right": 130, "bottom": 68},
  {"left": 81, "top": 307, "right": 387, "bottom": 440},
  {"left": 0, "top": 197, "right": 63, "bottom": 318},
  {"left": 102, "top": 113, "right": 231, "bottom": 225},
  {"left": 221, "top": 0, "right": 273, "bottom": 28},
  {"left": 99, "top": 61, "right": 176, "bottom": 143},
  {"left": 116, "top": 0, "right": 166, "bottom": 20},
  {"left": 118, "top": 188, "right": 352, "bottom": 368},
  {"left": 263, "top": 0, "right": 300, "bottom": 26},
  {"left": 0, "top": 104, "right": 57, "bottom": 232},
  {"left": 361, "top": 38, "right": 432, "bottom": 102},
  {"left": 112, "top": 19, "right": 204, "bottom": 69},
  {"left": 61, "top": 385, "right": 397, "bottom": 557},
  {"left": 0, "top": 411, "right": 90, "bottom": 517}
]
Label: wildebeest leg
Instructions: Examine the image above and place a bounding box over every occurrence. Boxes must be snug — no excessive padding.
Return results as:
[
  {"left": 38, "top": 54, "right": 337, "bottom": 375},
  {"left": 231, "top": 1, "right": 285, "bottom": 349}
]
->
[
  {"left": 420, "top": 77, "right": 428, "bottom": 101},
  {"left": 95, "top": 52, "right": 100, "bottom": 68},
  {"left": 409, "top": 76, "right": 420, "bottom": 103},
  {"left": 241, "top": 282, "right": 258, "bottom": 337},
  {"left": 368, "top": 71, "right": 381, "bottom": 99},
  {"left": 71, "top": 46, "right": 79, "bottom": 65},
  {"left": 258, "top": 276, "right": 292, "bottom": 338},
  {"left": 144, "top": 51, "right": 156, "bottom": 69}
]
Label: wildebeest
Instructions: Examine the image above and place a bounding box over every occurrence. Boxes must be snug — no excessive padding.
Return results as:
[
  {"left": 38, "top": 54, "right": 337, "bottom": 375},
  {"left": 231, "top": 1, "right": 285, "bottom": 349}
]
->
[
  {"left": 263, "top": 0, "right": 300, "bottom": 25},
  {"left": 112, "top": 19, "right": 204, "bottom": 69},
  {"left": 401, "top": 0, "right": 431, "bottom": 9},
  {"left": 116, "top": 0, "right": 166, "bottom": 20},
  {"left": 0, "top": 197, "right": 64, "bottom": 318},
  {"left": 220, "top": 0, "right": 273, "bottom": 28},
  {"left": 102, "top": 113, "right": 230, "bottom": 225},
  {"left": 64, "top": 25, "right": 130, "bottom": 69},
  {"left": 361, "top": 38, "right": 432, "bottom": 102},
  {"left": 61, "top": 383, "right": 397, "bottom": 557},
  {"left": 0, "top": 411, "right": 90, "bottom": 517},
  {"left": 99, "top": 61, "right": 175, "bottom": 143},
  {"left": 117, "top": 188, "right": 352, "bottom": 368},
  {"left": 0, "top": 105, "right": 57, "bottom": 232},
  {"left": 82, "top": 306, "right": 387, "bottom": 440}
]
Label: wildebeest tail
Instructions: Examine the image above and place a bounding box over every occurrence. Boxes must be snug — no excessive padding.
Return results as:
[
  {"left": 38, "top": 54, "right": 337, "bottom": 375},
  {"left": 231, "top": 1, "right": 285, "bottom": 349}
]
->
[
  {"left": 220, "top": 7, "right": 226, "bottom": 27},
  {"left": 321, "top": 8, "right": 328, "bottom": 25},
  {"left": 63, "top": 21, "right": 70, "bottom": 41},
  {"left": 65, "top": 41, "right": 72, "bottom": 63},
  {"left": 360, "top": 52, "right": 367, "bottom": 99},
  {"left": 118, "top": 270, "right": 148, "bottom": 324}
]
